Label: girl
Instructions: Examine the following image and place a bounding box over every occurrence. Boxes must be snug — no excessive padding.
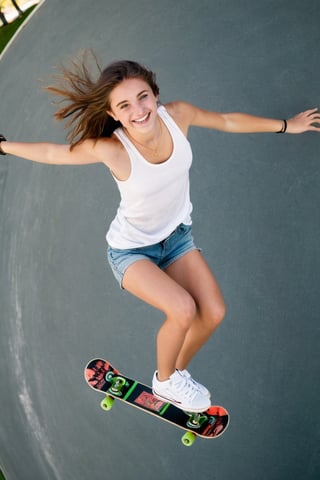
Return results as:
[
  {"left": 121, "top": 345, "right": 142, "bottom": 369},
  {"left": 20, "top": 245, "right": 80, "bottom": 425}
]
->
[{"left": 1, "top": 54, "right": 319, "bottom": 412}]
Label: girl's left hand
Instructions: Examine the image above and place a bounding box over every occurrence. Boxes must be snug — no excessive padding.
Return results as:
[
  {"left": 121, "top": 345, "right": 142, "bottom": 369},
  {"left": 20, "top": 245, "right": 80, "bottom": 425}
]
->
[{"left": 287, "top": 108, "right": 320, "bottom": 134}]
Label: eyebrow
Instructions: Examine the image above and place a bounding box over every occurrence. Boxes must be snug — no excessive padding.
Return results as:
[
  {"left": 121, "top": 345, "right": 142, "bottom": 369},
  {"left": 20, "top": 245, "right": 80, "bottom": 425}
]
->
[{"left": 115, "top": 90, "right": 149, "bottom": 108}]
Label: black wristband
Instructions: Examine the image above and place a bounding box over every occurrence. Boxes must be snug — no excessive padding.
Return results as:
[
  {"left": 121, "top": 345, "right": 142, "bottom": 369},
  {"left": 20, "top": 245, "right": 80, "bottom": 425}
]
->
[
  {"left": 276, "top": 120, "right": 287, "bottom": 134},
  {"left": 0, "top": 134, "right": 7, "bottom": 155}
]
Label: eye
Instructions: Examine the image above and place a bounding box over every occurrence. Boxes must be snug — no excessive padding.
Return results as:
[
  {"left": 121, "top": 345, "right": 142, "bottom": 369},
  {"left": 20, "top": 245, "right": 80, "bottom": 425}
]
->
[
  {"left": 139, "top": 93, "right": 148, "bottom": 101},
  {"left": 120, "top": 103, "right": 129, "bottom": 110}
]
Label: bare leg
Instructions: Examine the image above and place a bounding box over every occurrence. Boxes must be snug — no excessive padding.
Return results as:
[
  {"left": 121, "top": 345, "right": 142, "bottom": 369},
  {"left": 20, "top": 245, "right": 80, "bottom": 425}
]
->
[
  {"left": 122, "top": 259, "right": 197, "bottom": 380},
  {"left": 122, "top": 250, "right": 225, "bottom": 381},
  {"left": 165, "top": 249, "right": 226, "bottom": 370}
]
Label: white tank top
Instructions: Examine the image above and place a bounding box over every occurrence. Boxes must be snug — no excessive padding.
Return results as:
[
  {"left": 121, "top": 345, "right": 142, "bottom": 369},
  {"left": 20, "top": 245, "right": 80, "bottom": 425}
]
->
[{"left": 106, "top": 105, "right": 193, "bottom": 248}]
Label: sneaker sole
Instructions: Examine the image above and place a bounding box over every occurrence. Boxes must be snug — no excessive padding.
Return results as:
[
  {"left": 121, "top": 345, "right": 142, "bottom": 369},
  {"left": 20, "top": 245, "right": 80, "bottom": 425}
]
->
[{"left": 152, "top": 388, "right": 210, "bottom": 413}]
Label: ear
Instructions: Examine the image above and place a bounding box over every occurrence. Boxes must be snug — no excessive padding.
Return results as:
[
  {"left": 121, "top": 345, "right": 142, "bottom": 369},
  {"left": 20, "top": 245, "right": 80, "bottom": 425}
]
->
[{"left": 107, "top": 109, "right": 118, "bottom": 121}]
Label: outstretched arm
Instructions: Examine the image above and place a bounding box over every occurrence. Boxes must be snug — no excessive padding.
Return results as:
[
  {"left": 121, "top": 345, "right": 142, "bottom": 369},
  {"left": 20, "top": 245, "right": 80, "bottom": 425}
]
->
[
  {"left": 167, "top": 102, "right": 320, "bottom": 135},
  {"left": 0, "top": 137, "right": 116, "bottom": 165}
]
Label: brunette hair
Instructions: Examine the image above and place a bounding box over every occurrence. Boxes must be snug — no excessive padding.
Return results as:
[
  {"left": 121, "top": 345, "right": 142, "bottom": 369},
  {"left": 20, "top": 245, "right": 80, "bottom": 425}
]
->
[{"left": 45, "top": 51, "right": 160, "bottom": 149}]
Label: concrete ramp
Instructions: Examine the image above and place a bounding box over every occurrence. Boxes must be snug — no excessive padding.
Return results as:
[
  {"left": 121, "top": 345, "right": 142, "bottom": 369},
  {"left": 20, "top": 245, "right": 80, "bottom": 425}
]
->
[{"left": 1, "top": 1, "right": 319, "bottom": 479}]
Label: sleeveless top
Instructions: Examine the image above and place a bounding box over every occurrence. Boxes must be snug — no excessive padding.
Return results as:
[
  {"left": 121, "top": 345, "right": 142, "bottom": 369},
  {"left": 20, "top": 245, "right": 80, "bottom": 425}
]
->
[{"left": 106, "top": 105, "right": 193, "bottom": 248}]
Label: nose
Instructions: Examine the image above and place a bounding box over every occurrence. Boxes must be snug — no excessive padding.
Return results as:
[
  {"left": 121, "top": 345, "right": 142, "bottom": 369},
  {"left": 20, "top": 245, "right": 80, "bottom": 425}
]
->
[{"left": 133, "top": 102, "right": 145, "bottom": 117}]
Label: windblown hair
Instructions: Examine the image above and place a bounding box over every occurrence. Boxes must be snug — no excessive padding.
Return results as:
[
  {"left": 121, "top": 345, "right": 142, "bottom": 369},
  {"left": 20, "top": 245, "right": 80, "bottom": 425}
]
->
[{"left": 45, "top": 51, "right": 160, "bottom": 149}]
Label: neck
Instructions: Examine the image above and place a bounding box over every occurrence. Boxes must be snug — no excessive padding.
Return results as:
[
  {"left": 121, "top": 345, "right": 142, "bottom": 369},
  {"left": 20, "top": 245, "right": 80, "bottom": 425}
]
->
[{"left": 125, "top": 117, "right": 163, "bottom": 153}]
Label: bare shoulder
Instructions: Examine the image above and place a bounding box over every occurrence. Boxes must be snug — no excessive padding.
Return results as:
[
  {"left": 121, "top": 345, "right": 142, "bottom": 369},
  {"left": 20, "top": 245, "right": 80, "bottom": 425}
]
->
[
  {"left": 78, "top": 135, "right": 123, "bottom": 166},
  {"left": 92, "top": 135, "right": 121, "bottom": 157},
  {"left": 93, "top": 135, "right": 131, "bottom": 180},
  {"left": 69, "top": 135, "right": 130, "bottom": 180},
  {"left": 164, "top": 101, "right": 197, "bottom": 134}
]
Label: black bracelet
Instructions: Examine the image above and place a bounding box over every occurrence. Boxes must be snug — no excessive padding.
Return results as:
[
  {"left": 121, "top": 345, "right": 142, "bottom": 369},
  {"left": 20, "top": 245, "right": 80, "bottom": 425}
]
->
[
  {"left": 0, "top": 134, "right": 7, "bottom": 155},
  {"left": 276, "top": 119, "right": 287, "bottom": 134}
]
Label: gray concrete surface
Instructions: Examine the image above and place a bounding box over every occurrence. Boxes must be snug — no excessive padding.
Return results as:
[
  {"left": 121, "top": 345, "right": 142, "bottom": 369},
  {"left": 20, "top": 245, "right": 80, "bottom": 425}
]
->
[{"left": 1, "top": 1, "right": 320, "bottom": 479}]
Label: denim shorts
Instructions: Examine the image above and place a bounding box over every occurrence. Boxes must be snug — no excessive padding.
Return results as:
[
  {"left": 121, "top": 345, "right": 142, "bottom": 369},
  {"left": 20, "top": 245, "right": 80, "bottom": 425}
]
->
[{"left": 107, "top": 223, "right": 199, "bottom": 289}]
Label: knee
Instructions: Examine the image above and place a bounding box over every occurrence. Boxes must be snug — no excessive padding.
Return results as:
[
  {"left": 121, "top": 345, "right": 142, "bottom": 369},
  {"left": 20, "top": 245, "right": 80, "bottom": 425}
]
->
[
  {"left": 216, "top": 300, "right": 226, "bottom": 325},
  {"left": 205, "top": 299, "right": 226, "bottom": 331},
  {"left": 167, "top": 294, "right": 197, "bottom": 331}
]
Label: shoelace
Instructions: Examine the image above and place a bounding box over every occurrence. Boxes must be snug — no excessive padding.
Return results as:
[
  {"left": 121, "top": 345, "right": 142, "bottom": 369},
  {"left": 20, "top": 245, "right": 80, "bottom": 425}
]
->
[
  {"left": 184, "top": 373, "right": 201, "bottom": 391},
  {"left": 171, "top": 373, "right": 198, "bottom": 401}
]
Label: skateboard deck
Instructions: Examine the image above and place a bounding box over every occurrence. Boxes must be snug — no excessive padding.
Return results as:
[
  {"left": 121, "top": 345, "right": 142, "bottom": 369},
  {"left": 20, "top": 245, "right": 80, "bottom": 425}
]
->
[{"left": 84, "top": 358, "right": 229, "bottom": 446}]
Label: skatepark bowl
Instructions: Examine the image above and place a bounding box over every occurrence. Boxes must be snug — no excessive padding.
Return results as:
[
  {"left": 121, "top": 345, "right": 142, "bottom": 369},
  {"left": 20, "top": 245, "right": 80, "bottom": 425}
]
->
[{"left": 1, "top": 1, "right": 319, "bottom": 479}]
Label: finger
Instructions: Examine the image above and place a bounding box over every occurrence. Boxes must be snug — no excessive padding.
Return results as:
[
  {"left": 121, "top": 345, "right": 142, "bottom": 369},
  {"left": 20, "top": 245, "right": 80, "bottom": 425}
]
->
[
  {"left": 305, "top": 107, "right": 319, "bottom": 116},
  {"left": 307, "top": 116, "right": 320, "bottom": 125},
  {"left": 292, "top": 108, "right": 317, "bottom": 121}
]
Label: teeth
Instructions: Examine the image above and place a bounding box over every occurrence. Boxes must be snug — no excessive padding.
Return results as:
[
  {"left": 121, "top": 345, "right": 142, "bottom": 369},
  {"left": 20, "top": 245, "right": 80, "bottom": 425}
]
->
[{"left": 134, "top": 113, "right": 149, "bottom": 123}]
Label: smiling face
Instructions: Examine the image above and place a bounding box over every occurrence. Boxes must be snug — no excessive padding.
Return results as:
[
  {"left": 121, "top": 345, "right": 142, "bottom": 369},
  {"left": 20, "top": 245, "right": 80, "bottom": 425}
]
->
[{"left": 107, "top": 77, "right": 159, "bottom": 134}]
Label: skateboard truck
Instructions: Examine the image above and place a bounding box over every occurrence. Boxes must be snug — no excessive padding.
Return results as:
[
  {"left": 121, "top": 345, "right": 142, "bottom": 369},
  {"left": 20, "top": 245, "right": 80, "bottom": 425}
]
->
[
  {"left": 107, "top": 375, "right": 128, "bottom": 396},
  {"left": 185, "top": 412, "right": 209, "bottom": 429}
]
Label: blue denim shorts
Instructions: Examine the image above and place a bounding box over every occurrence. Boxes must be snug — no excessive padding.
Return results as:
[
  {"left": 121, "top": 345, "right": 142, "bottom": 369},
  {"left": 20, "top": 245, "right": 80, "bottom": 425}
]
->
[{"left": 107, "top": 223, "right": 199, "bottom": 289}]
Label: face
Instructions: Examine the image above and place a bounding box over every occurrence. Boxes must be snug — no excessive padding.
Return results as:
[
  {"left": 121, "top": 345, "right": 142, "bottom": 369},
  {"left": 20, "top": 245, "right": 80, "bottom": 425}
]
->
[{"left": 108, "top": 77, "right": 159, "bottom": 133}]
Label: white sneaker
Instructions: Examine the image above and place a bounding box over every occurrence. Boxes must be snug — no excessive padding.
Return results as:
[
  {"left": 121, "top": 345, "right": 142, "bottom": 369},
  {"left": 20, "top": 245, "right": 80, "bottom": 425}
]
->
[
  {"left": 152, "top": 370, "right": 211, "bottom": 413},
  {"left": 178, "top": 369, "right": 211, "bottom": 399}
]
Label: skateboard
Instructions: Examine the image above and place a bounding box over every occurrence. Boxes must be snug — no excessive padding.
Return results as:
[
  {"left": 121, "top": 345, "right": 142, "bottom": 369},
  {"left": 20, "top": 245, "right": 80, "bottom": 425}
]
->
[{"left": 84, "top": 358, "right": 230, "bottom": 446}]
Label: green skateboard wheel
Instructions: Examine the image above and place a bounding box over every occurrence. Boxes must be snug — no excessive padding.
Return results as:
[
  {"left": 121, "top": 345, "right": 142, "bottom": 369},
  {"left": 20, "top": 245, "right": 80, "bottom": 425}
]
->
[
  {"left": 100, "top": 396, "right": 114, "bottom": 411},
  {"left": 181, "top": 431, "right": 196, "bottom": 446}
]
